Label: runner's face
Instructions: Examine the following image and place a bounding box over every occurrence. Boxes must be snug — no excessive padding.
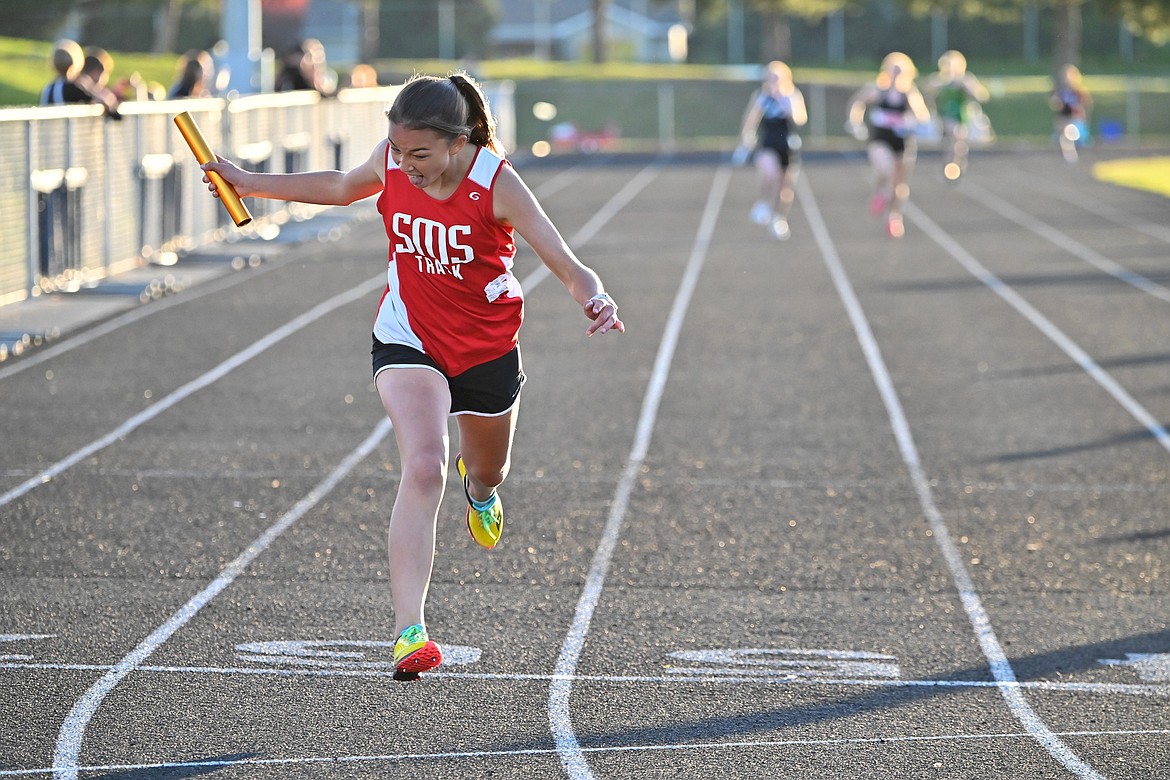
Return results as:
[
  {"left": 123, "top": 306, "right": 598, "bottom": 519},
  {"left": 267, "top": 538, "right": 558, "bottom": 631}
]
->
[{"left": 388, "top": 123, "right": 463, "bottom": 189}]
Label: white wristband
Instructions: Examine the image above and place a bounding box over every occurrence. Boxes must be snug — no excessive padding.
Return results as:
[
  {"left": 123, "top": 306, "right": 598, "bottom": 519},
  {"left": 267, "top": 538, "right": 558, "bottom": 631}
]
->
[{"left": 588, "top": 293, "right": 616, "bottom": 309}]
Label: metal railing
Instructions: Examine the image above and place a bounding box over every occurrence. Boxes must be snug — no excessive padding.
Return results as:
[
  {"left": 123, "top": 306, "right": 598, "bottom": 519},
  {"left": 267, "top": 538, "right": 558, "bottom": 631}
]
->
[{"left": 0, "top": 82, "right": 516, "bottom": 307}]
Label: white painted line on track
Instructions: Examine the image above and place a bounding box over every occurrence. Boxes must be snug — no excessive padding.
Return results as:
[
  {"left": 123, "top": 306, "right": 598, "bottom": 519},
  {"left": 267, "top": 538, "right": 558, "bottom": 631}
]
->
[
  {"left": 6, "top": 660, "right": 1166, "bottom": 695},
  {"left": 0, "top": 250, "right": 293, "bottom": 382},
  {"left": 959, "top": 181, "right": 1170, "bottom": 304},
  {"left": 904, "top": 201, "right": 1170, "bottom": 457},
  {"left": 50, "top": 418, "right": 394, "bottom": 780},
  {"left": 1006, "top": 168, "right": 1170, "bottom": 245},
  {"left": 798, "top": 175, "right": 1107, "bottom": 780},
  {"left": 0, "top": 275, "right": 385, "bottom": 509},
  {"left": 0, "top": 204, "right": 382, "bottom": 383},
  {"left": 549, "top": 166, "right": 731, "bottom": 780},
  {"left": 11, "top": 729, "right": 1170, "bottom": 777},
  {"left": 531, "top": 161, "right": 596, "bottom": 200},
  {"left": 524, "top": 162, "right": 662, "bottom": 292}
]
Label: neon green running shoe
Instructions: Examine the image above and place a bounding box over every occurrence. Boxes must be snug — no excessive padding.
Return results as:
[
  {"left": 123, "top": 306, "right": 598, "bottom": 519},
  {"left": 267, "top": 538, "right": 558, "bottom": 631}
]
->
[
  {"left": 393, "top": 623, "right": 442, "bottom": 679},
  {"left": 456, "top": 453, "right": 503, "bottom": 550}
]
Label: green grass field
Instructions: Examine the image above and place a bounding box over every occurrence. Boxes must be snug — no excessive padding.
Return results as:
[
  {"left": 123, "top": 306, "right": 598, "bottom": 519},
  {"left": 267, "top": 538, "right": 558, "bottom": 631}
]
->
[
  {"left": 1093, "top": 156, "right": 1170, "bottom": 197},
  {"left": 0, "top": 37, "right": 180, "bottom": 106}
]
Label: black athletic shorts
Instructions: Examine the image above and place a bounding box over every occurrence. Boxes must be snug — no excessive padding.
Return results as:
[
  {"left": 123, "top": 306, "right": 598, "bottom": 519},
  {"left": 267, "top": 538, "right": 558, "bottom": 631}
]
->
[
  {"left": 371, "top": 336, "right": 525, "bottom": 416},
  {"left": 759, "top": 139, "right": 794, "bottom": 170},
  {"left": 870, "top": 126, "right": 907, "bottom": 155}
]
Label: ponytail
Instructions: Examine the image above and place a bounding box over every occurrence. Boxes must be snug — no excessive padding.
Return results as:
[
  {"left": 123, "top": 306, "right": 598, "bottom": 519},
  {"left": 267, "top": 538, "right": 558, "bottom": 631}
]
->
[
  {"left": 386, "top": 71, "right": 503, "bottom": 156},
  {"left": 448, "top": 73, "right": 502, "bottom": 155}
]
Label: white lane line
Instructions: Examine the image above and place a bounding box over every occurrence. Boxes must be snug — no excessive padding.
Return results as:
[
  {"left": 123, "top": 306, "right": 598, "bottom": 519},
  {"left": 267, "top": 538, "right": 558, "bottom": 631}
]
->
[
  {"left": 531, "top": 161, "right": 595, "bottom": 200},
  {"left": 1006, "top": 167, "right": 1170, "bottom": 245},
  {"left": 798, "top": 175, "right": 1107, "bottom": 780},
  {"left": 905, "top": 201, "right": 1170, "bottom": 456},
  {"left": 549, "top": 166, "right": 731, "bottom": 779},
  {"left": 50, "top": 418, "right": 394, "bottom": 780},
  {"left": 0, "top": 255, "right": 289, "bottom": 382},
  {"left": 0, "top": 205, "right": 382, "bottom": 383},
  {"left": 524, "top": 162, "right": 662, "bottom": 292},
  {"left": 6, "top": 661, "right": 1167, "bottom": 696},
  {"left": 960, "top": 181, "right": 1170, "bottom": 305},
  {"left": 0, "top": 275, "right": 385, "bottom": 509},
  {"left": 11, "top": 729, "right": 1170, "bottom": 777}
]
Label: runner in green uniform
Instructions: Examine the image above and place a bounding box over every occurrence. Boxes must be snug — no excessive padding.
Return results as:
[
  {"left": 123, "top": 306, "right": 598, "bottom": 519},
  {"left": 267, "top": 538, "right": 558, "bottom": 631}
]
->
[{"left": 925, "top": 51, "right": 989, "bottom": 180}]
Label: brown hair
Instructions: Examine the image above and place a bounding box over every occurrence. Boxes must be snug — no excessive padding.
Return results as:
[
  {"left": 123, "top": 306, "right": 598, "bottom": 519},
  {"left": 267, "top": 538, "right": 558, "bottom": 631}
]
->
[
  {"left": 51, "top": 39, "right": 84, "bottom": 79},
  {"left": 386, "top": 72, "right": 502, "bottom": 155}
]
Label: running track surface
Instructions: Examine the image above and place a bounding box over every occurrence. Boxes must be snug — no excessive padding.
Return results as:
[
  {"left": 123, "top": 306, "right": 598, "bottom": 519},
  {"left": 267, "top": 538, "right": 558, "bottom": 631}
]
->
[{"left": 2, "top": 148, "right": 1168, "bottom": 779}]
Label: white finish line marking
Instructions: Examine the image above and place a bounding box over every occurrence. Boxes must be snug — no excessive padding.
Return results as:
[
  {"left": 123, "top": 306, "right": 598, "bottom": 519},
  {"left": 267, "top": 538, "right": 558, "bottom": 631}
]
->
[
  {"left": 235, "top": 639, "right": 481, "bottom": 668},
  {"left": 5, "top": 659, "right": 1165, "bottom": 696},
  {"left": 667, "top": 648, "right": 902, "bottom": 679},
  {"left": 5, "top": 729, "right": 1168, "bottom": 778}
]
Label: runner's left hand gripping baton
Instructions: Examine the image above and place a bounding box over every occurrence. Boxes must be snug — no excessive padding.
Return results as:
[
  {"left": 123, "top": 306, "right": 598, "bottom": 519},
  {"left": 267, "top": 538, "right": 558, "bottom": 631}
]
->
[{"left": 174, "top": 111, "right": 252, "bottom": 227}]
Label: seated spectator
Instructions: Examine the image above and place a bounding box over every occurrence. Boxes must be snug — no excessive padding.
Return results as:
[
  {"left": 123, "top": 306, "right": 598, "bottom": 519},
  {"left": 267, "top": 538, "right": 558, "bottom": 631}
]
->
[
  {"left": 275, "top": 39, "right": 336, "bottom": 96},
  {"left": 168, "top": 50, "right": 214, "bottom": 99},
  {"left": 115, "top": 71, "right": 154, "bottom": 101},
  {"left": 345, "top": 63, "right": 378, "bottom": 89},
  {"left": 40, "top": 39, "right": 89, "bottom": 105},
  {"left": 76, "top": 47, "right": 124, "bottom": 118}
]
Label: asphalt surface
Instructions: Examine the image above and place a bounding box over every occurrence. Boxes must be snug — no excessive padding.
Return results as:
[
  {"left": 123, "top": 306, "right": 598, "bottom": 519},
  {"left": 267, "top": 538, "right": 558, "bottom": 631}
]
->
[{"left": 2, "top": 146, "right": 1169, "bottom": 779}]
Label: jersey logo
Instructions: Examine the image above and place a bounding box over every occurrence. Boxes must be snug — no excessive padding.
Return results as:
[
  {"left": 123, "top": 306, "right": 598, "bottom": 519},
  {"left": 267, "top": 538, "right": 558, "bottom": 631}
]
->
[
  {"left": 484, "top": 273, "right": 510, "bottom": 302},
  {"left": 391, "top": 213, "right": 474, "bottom": 279},
  {"left": 469, "top": 192, "right": 481, "bottom": 201}
]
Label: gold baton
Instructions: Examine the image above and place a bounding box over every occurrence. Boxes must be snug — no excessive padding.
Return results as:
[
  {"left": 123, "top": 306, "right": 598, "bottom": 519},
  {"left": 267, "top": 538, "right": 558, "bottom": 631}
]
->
[{"left": 174, "top": 111, "right": 252, "bottom": 227}]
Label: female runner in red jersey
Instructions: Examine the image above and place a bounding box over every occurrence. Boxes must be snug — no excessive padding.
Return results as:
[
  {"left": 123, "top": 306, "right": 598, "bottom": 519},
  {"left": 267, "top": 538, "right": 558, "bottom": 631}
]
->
[{"left": 201, "top": 73, "right": 623, "bottom": 679}]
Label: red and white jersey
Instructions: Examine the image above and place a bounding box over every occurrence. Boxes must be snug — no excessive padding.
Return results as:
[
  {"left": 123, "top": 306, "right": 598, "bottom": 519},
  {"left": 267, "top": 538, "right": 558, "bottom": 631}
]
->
[{"left": 375, "top": 145, "right": 523, "bottom": 376}]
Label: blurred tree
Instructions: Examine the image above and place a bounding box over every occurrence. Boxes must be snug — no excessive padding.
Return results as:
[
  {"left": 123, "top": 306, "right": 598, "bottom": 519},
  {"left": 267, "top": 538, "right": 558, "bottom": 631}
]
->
[
  {"left": 902, "top": 0, "right": 1017, "bottom": 22},
  {"left": 80, "top": 0, "right": 219, "bottom": 53},
  {"left": 1048, "top": 0, "right": 1082, "bottom": 70},
  {"left": 155, "top": 0, "right": 184, "bottom": 53},
  {"left": 1, "top": 0, "right": 219, "bottom": 53},
  {"left": 592, "top": 0, "right": 610, "bottom": 62},
  {"left": 696, "top": 0, "right": 860, "bottom": 62},
  {"left": 1101, "top": 0, "right": 1170, "bottom": 44},
  {"left": 0, "top": 0, "right": 85, "bottom": 39},
  {"left": 380, "top": 0, "right": 496, "bottom": 60},
  {"left": 896, "top": 0, "right": 1170, "bottom": 70}
]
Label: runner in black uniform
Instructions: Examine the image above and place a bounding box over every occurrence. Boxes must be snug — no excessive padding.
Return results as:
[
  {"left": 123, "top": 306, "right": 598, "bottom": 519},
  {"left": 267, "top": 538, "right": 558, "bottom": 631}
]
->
[
  {"left": 737, "top": 61, "right": 807, "bottom": 241},
  {"left": 847, "top": 52, "right": 931, "bottom": 238}
]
